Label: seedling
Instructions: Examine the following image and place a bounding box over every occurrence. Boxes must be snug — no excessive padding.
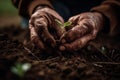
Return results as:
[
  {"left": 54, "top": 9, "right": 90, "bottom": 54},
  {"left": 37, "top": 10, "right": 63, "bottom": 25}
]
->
[
  {"left": 101, "top": 46, "right": 107, "bottom": 54},
  {"left": 55, "top": 19, "right": 72, "bottom": 29},
  {"left": 11, "top": 63, "right": 31, "bottom": 79}
]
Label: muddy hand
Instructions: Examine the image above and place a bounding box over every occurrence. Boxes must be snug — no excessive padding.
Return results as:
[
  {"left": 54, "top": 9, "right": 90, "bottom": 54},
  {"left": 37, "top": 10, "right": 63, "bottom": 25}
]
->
[
  {"left": 29, "top": 6, "right": 65, "bottom": 50},
  {"left": 60, "top": 12, "right": 105, "bottom": 51}
]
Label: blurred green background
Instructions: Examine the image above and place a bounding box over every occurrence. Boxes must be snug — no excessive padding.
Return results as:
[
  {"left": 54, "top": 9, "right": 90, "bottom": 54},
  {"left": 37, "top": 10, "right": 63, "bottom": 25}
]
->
[{"left": 0, "top": 0, "right": 20, "bottom": 27}]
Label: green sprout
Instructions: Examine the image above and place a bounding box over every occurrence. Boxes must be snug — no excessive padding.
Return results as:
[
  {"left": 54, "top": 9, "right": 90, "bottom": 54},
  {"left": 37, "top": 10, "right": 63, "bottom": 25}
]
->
[
  {"left": 55, "top": 19, "right": 72, "bottom": 29},
  {"left": 101, "top": 46, "right": 107, "bottom": 54},
  {"left": 11, "top": 63, "right": 31, "bottom": 79}
]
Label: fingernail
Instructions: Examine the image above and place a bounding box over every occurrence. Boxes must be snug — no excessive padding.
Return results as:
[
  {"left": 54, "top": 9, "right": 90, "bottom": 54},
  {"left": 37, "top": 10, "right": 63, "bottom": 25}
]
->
[
  {"left": 59, "top": 46, "right": 66, "bottom": 51},
  {"left": 61, "top": 39, "right": 66, "bottom": 43}
]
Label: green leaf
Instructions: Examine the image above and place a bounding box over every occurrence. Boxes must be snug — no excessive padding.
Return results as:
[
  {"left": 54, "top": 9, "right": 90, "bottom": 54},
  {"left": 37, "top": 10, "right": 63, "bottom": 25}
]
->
[
  {"left": 22, "top": 63, "right": 31, "bottom": 71},
  {"left": 55, "top": 19, "right": 72, "bottom": 29},
  {"left": 55, "top": 19, "right": 63, "bottom": 26},
  {"left": 101, "top": 46, "right": 106, "bottom": 54},
  {"left": 11, "top": 63, "right": 31, "bottom": 78},
  {"left": 63, "top": 21, "right": 71, "bottom": 27}
]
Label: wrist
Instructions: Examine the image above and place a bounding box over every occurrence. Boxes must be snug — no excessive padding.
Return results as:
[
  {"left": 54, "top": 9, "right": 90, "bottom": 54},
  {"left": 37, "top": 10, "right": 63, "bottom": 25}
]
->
[
  {"left": 93, "top": 12, "right": 106, "bottom": 31},
  {"left": 93, "top": 12, "right": 110, "bottom": 33}
]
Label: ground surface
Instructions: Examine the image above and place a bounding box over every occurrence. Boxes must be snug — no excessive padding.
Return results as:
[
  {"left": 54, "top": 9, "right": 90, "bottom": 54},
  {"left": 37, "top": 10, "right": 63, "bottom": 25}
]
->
[{"left": 0, "top": 26, "right": 120, "bottom": 80}]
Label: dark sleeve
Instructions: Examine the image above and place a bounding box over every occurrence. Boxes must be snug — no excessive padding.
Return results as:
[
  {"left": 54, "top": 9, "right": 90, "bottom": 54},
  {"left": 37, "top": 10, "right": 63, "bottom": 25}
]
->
[
  {"left": 91, "top": 0, "right": 120, "bottom": 37},
  {"left": 11, "top": 0, "right": 53, "bottom": 19}
]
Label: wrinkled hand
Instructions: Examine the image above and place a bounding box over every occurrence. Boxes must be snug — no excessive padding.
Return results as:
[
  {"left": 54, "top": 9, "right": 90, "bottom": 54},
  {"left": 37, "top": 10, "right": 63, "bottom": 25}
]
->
[
  {"left": 60, "top": 12, "right": 105, "bottom": 51},
  {"left": 29, "top": 7, "right": 65, "bottom": 50}
]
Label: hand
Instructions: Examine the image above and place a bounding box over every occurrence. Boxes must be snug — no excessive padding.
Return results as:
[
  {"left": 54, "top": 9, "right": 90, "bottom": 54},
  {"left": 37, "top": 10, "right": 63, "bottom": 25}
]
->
[
  {"left": 60, "top": 12, "right": 105, "bottom": 51},
  {"left": 29, "top": 7, "right": 65, "bottom": 50}
]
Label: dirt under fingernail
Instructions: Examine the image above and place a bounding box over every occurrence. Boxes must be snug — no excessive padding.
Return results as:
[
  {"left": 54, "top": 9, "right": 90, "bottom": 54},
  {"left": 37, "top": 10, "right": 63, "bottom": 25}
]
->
[{"left": 59, "top": 46, "right": 66, "bottom": 51}]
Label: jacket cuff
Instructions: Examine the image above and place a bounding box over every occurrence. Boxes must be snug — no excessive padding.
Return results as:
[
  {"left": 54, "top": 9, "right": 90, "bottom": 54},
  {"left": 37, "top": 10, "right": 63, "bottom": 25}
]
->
[
  {"left": 28, "top": 0, "right": 53, "bottom": 16},
  {"left": 19, "top": 0, "right": 53, "bottom": 19},
  {"left": 91, "top": 4, "right": 118, "bottom": 36}
]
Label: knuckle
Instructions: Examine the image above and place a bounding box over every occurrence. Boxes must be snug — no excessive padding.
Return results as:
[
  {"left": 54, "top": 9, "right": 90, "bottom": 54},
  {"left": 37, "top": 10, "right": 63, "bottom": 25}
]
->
[
  {"left": 31, "top": 13, "right": 36, "bottom": 19},
  {"left": 69, "top": 15, "right": 79, "bottom": 22},
  {"left": 31, "top": 12, "right": 43, "bottom": 21},
  {"left": 29, "top": 16, "right": 37, "bottom": 25},
  {"left": 37, "top": 21, "right": 47, "bottom": 27},
  {"left": 73, "top": 41, "right": 82, "bottom": 51},
  {"left": 65, "top": 44, "right": 72, "bottom": 50},
  {"left": 29, "top": 24, "right": 32, "bottom": 29},
  {"left": 31, "top": 36, "right": 36, "bottom": 42}
]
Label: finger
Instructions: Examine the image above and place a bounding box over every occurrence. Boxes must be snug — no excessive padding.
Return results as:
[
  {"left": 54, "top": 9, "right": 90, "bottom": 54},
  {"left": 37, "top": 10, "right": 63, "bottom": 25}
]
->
[
  {"left": 61, "top": 24, "right": 89, "bottom": 43},
  {"left": 30, "top": 13, "right": 56, "bottom": 47},
  {"left": 60, "top": 33, "right": 96, "bottom": 51},
  {"left": 35, "top": 23, "right": 56, "bottom": 47},
  {"left": 52, "top": 19, "right": 66, "bottom": 39},
  {"left": 32, "top": 36, "right": 45, "bottom": 50},
  {"left": 66, "top": 15, "right": 80, "bottom": 30},
  {"left": 68, "top": 15, "right": 80, "bottom": 23},
  {"left": 43, "top": 13, "right": 65, "bottom": 40},
  {"left": 29, "top": 24, "right": 45, "bottom": 49}
]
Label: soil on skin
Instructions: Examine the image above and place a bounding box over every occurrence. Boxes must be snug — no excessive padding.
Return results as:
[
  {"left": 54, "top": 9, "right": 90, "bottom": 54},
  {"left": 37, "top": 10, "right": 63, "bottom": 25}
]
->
[{"left": 0, "top": 25, "right": 120, "bottom": 80}]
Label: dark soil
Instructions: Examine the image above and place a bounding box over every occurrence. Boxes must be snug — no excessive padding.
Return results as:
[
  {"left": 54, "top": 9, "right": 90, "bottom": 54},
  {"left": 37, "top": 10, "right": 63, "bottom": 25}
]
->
[{"left": 0, "top": 25, "right": 120, "bottom": 80}]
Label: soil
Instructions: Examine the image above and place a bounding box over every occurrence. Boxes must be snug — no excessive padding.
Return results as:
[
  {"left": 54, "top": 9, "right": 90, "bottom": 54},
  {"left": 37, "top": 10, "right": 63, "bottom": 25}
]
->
[{"left": 0, "top": 25, "right": 120, "bottom": 80}]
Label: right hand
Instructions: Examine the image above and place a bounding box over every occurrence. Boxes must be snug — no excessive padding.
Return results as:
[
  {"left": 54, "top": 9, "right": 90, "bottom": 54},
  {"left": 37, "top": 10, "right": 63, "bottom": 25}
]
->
[
  {"left": 60, "top": 12, "right": 105, "bottom": 51},
  {"left": 29, "top": 7, "right": 65, "bottom": 50}
]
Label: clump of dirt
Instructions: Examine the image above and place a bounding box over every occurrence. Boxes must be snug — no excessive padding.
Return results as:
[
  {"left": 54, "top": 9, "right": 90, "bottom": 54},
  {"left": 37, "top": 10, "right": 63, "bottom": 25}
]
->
[{"left": 0, "top": 25, "right": 120, "bottom": 80}]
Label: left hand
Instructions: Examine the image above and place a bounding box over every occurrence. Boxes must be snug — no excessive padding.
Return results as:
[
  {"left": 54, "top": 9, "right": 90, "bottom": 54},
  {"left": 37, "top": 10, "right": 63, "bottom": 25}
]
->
[
  {"left": 29, "top": 7, "right": 65, "bottom": 50},
  {"left": 59, "top": 12, "right": 105, "bottom": 51}
]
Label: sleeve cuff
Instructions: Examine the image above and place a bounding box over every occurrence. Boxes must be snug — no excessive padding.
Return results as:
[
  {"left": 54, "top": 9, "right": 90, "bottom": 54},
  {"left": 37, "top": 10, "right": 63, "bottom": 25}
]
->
[
  {"left": 28, "top": 0, "right": 53, "bottom": 16},
  {"left": 19, "top": 0, "right": 53, "bottom": 19},
  {"left": 91, "top": 4, "right": 118, "bottom": 36}
]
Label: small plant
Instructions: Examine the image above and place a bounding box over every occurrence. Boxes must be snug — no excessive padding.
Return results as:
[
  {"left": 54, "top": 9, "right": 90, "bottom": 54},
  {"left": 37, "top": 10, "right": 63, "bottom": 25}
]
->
[
  {"left": 101, "top": 46, "right": 107, "bottom": 54},
  {"left": 11, "top": 63, "right": 31, "bottom": 79},
  {"left": 55, "top": 19, "right": 72, "bottom": 29}
]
